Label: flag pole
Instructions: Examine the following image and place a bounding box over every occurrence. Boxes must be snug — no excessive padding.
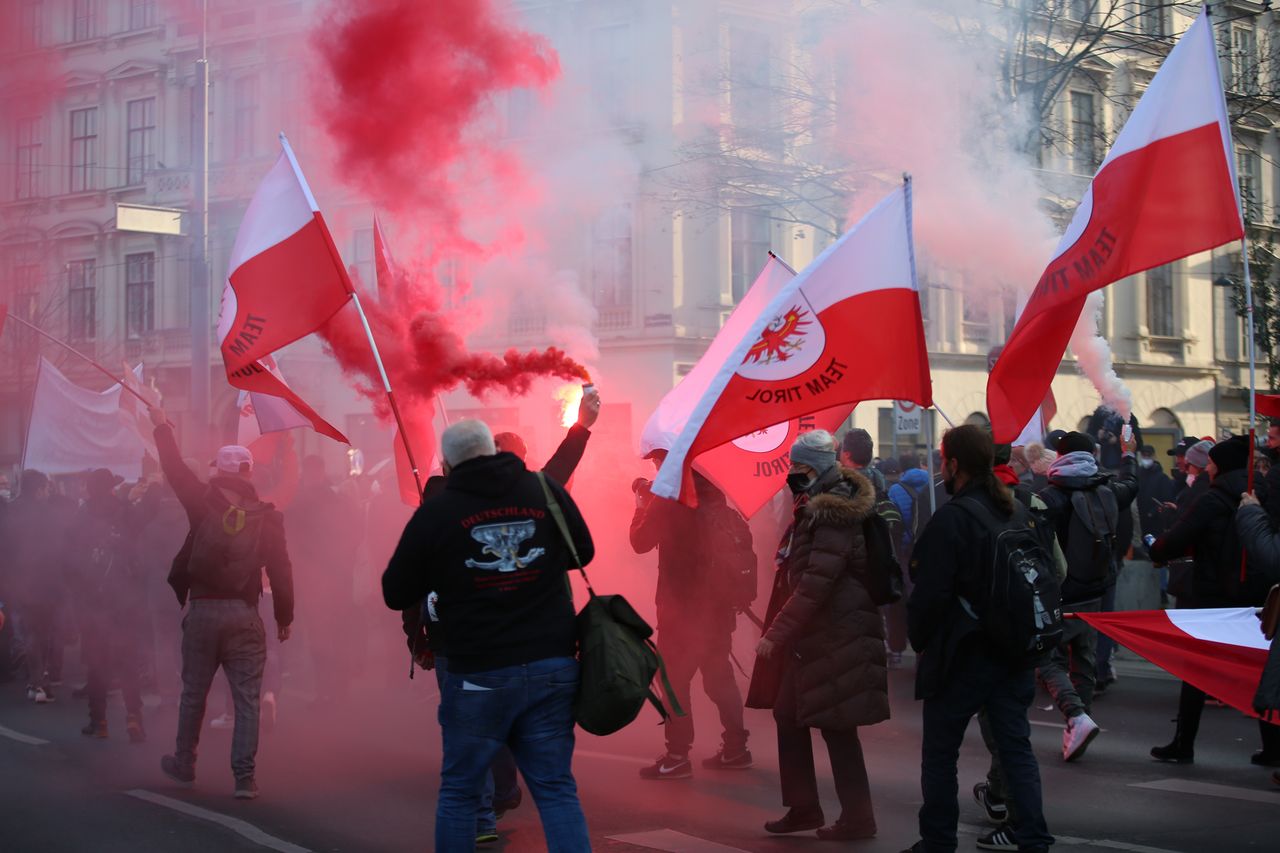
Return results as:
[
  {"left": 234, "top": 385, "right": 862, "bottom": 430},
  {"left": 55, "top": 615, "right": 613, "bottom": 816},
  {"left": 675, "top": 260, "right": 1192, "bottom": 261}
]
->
[
  {"left": 5, "top": 314, "right": 154, "bottom": 407},
  {"left": 278, "top": 132, "right": 424, "bottom": 501},
  {"left": 933, "top": 403, "right": 957, "bottom": 429}
]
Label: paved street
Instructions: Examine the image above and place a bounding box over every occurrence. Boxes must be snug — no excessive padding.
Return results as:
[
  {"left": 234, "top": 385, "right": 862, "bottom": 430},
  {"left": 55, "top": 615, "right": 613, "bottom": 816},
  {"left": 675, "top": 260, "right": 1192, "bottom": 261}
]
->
[{"left": 1, "top": 649, "right": 1276, "bottom": 853}]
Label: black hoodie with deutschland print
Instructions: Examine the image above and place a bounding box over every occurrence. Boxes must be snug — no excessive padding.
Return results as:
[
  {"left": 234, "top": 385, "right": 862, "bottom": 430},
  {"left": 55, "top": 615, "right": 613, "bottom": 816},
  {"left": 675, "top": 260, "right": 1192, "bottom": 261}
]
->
[{"left": 382, "top": 451, "right": 594, "bottom": 674}]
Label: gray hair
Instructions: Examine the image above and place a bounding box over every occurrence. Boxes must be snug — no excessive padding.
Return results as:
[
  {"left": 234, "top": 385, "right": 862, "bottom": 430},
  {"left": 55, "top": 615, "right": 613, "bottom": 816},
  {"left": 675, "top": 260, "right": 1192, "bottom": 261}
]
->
[
  {"left": 441, "top": 419, "right": 497, "bottom": 467},
  {"left": 795, "top": 429, "right": 837, "bottom": 453}
]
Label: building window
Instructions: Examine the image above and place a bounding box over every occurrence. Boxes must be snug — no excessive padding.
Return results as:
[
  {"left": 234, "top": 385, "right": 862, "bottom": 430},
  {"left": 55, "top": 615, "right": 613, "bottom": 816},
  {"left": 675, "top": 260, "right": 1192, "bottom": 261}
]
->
[
  {"left": 1138, "top": 2, "right": 1165, "bottom": 37},
  {"left": 72, "top": 0, "right": 96, "bottom": 41},
  {"left": 125, "top": 253, "right": 155, "bottom": 339},
  {"left": 1237, "top": 145, "right": 1262, "bottom": 223},
  {"left": 730, "top": 208, "right": 771, "bottom": 303},
  {"left": 14, "top": 117, "right": 41, "bottom": 200},
  {"left": 126, "top": 98, "right": 156, "bottom": 185},
  {"left": 129, "top": 0, "right": 156, "bottom": 30},
  {"left": 1231, "top": 25, "right": 1260, "bottom": 95},
  {"left": 1069, "top": 0, "right": 1092, "bottom": 23},
  {"left": 591, "top": 204, "right": 633, "bottom": 308},
  {"left": 589, "top": 25, "right": 632, "bottom": 128},
  {"left": 963, "top": 292, "right": 991, "bottom": 345},
  {"left": 730, "top": 27, "right": 774, "bottom": 134},
  {"left": 1146, "top": 264, "right": 1175, "bottom": 337},
  {"left": 1070, "top": 91, "right": 1099, "bottom": 175},
  {"left": 233, "top": 76, "right": 259, "bottom": 158},
  {"left": 67, "top": 259, "right": 96, "bottom": 341},
  {"left": 69, "top": 107, "right": 97, "bottom": 193},
  {"left": 351, "top": 227, "right": 374, "bottom": 292},
  {"left": 19, "top": 0, "right": 43, "bottom": 49}
]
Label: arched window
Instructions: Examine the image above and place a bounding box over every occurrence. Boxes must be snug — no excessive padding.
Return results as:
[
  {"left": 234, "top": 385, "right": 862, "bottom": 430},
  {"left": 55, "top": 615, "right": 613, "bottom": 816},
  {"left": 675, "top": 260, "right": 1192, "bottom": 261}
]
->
[
  {"left": 965, "top": 411, "right": 991, "bottom": 428},
  {"left": 1149, "top": 408, "right": 1182, "bottom": 431}
]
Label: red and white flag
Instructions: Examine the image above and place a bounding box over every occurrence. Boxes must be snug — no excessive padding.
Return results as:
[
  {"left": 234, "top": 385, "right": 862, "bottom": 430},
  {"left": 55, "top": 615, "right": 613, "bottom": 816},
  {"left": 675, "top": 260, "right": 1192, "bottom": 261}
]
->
[
  {"left": 644, "top": 256, "right": 853, "bottom": 515},
  {"left": 235, "top": 356, "right": 316, "bottom": 446},
  {"left": 988, "top": 9, "right": 1243, "bottom": 442},
  {"left": 1078, "top": 608, "right": 1273, "bottom": 722},
  {"left": 218, "top": 135, "right": 351, "bottom": 444},
  {"left": 651, "top": 183, "right": 931, "bottom": 503}
]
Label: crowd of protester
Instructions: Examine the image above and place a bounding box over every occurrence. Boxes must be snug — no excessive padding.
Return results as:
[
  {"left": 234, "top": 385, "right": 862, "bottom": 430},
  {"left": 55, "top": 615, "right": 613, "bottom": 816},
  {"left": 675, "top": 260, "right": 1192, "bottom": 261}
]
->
[{"left": 2, "top": 397, "right": 1279, "bottom": 853}]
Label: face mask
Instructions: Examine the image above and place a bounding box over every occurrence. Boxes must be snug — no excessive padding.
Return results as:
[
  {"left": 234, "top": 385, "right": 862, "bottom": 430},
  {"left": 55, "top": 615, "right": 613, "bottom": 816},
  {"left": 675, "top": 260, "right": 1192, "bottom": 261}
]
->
[
  {"left": 1139, "top": 458, "right": 1154, "bottom": 469},
  {"left": 786, "top": 471, "right": 815, "bottom": 495},
  {"left": 0, "top": 490, "right": 9, "bottom": 501},
  {"left": 1185, "top": 472, "right": 1197, "bottom": 488}
]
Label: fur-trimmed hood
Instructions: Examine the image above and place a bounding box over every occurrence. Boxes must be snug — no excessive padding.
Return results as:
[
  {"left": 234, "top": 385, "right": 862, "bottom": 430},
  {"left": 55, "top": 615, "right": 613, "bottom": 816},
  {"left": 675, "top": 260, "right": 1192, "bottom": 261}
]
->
[{"left": 804, "top": 467, "right": 876, "bottom": 527}]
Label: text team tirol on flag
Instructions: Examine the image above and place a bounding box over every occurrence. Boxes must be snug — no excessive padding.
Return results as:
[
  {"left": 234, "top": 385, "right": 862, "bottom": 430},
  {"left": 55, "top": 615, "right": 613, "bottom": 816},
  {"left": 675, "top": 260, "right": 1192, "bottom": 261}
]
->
[{"left": 652, "top": 176, "right": 932, "bottom": 504}]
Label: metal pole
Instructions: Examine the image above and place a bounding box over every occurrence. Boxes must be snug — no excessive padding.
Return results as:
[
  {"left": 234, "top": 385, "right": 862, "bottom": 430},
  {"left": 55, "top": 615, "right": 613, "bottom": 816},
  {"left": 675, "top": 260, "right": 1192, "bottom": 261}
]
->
[
  {"left": 349, "top": 289, "right": 424, "bottom": 500},
  {"left": 1243, "top": 237, "right": 1258, "bottom": 437},
  {"left": 926, "top": 408, "right": 937, "bottom": 514},
  {"left": 933, "top": 403, "right": 957, "bottom": 429},
  {"left": 6, "top": 314, "right": 154, "bottom": 407},
  {"left": 189, "top": 0, "right": 211, "bottom": 453}
]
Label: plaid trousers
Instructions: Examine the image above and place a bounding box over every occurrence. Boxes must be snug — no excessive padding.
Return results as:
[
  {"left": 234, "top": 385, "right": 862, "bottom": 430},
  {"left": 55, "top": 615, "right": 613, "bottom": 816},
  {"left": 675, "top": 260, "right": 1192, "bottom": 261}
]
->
[{"left": 174, "top": 599, "right": 266, "bottom": 780}]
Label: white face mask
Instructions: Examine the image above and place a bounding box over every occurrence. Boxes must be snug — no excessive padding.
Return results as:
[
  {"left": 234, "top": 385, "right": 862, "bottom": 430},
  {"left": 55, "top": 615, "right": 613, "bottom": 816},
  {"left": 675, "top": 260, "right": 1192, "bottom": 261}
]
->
[
  {"left": 1139, "top": 458, "right": 1154, "bottom": 469},
  {"left": 1185, "top": 472, "right": 1198, "bottom": 488}
]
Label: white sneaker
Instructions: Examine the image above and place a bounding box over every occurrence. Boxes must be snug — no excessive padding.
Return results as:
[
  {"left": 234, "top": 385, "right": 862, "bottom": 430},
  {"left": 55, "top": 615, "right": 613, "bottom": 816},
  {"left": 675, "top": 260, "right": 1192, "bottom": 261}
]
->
[
  {"left": 26, "top": 686, "right": 36, "bottom": 701},
  {"left": 210, "top": 713, "right": 234, "bottom": 730},
  {"left": 33, "top": 687, "right": 53, "bottom": 704},
  {"left": 1063, "top": 712, "right": 1100, "bottom": 762}
]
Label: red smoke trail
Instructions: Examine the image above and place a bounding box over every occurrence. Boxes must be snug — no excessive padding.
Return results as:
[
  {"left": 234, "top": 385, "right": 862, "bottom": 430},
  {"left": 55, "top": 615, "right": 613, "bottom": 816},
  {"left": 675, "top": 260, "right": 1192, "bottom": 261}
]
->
[{"left": 311, "top": 0, "right": 586, "bottom": 422}]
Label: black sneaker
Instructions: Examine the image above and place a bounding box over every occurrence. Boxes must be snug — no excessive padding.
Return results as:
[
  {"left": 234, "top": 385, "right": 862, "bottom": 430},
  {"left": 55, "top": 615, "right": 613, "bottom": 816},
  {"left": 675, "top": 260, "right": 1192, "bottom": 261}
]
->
[
  {"left": 234, "top": 777, "right": 260, "bottom": 800},
  {"left": 977, "top": 824, "right": 1018, "bottom": 851},
  {"left": 972, "top": 782, "right": 1007, "bottom": 823},
  {"left": 816, "top": 819, "right": 875, "bottom": 840},
  {"left": 639, "top": 753, "right": 692, "bottom": 780},
  {"left": 1251, "top": 750, "right": 1280, "bottom": 767},
  {"left": 764, "top": 807, "right": 824, "bottom": 834},
  {"left": 81, "top": 719, "right": 108, "bottom": 739},
  {"left": 160, "top": 754, "right": 195, "bottom": 786},
  {"left": 701, "top": 747, "right": 752, "bottom": 770}
]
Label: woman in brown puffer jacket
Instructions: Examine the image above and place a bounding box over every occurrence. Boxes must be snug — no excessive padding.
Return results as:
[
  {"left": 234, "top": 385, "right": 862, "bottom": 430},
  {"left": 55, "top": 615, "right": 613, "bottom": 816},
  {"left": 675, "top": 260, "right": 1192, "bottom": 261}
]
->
[{"left": 747, "top": 430, "right": 890, "bottom": 841}]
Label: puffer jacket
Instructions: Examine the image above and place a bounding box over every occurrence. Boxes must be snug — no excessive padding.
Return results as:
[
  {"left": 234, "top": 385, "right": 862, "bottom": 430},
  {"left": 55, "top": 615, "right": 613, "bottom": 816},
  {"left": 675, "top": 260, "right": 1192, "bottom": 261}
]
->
[
  {"left": 746, "top": 467, "right": 889, "bottom": 731},
  {"left": 1151, "top": 468, "right": 1253, "bottom": 607}
]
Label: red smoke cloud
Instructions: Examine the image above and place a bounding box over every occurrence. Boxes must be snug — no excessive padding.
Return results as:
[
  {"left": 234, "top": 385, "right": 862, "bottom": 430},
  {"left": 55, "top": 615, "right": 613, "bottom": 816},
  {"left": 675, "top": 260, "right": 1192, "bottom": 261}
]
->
[{"left": 309, "top": 0, "right": 587, "bottom": 421}]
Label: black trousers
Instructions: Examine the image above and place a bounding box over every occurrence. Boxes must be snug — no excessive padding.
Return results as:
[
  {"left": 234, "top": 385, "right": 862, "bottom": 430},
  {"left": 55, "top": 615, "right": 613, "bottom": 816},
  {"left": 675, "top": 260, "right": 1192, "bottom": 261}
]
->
[
  {"left": 1174, "top": 681, "right": 1280, "bottom": 753},
  {"left": 919, "top": 647, "right": 1052, "bottom": 853},
  {"left": 774, "top": 662, "right": 874, "bottom": 827}
]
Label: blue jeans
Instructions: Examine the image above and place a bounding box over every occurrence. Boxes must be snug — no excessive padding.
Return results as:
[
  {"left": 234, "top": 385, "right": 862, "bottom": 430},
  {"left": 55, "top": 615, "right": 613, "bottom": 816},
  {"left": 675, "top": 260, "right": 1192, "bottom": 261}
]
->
[
  {"left": 436, "top": 657, "right": 588, "bottom": 852},
  {"left": 918, "top": 645, "right": 1053, "bottom": 852}
]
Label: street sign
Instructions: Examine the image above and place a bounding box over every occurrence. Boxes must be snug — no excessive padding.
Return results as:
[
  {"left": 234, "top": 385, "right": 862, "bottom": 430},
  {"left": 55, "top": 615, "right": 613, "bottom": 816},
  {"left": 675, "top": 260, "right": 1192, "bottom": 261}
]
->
[
  {"left": 115, "top": 203, "right": 185, "bottom": 236},
  {"left": 894, "top": 400, "right": 922, "bottom": 434}
]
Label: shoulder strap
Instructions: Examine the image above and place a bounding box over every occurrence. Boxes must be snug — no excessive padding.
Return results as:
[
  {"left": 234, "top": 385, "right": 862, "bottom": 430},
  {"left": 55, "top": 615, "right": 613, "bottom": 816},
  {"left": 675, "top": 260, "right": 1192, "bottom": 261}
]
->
[
  {"left": 954, "top": 495, "right": 1001, "bottom": 529},
  {"left": 537, "top": 472, "right": 595, "bottom": 596}
]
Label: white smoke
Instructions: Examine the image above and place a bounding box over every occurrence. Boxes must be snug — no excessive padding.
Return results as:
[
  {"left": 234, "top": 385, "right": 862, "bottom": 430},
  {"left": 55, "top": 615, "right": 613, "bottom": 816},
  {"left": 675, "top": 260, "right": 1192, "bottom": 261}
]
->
[{"left": 1069, "top": 291, "right": 1133, "bottom": 419}]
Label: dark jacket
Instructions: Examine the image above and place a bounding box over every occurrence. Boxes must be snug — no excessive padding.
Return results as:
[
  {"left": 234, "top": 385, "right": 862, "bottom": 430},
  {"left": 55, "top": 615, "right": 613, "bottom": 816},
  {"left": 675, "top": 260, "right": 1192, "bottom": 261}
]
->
[
  {"left": 382, "top": 451, "right": 593, "bottom": 673},
  {"left": 747, "top": 467, "right": 888, "bottom": 730},
  {"left": 907, "top": 482, "right": 1008, "bottom": 700},
  {"left": 405, "top": 425, "right": 591, "bottom": 657},
  {"left": 1037, "top": 456, "right": 1139, "bottom": 604},
  {"left": 0, "top": 493, "right": 67, "bottom": 608},
  {"left": 1150, "top": 468, "right": 1252, "bottom": 607},
  {"left": 1233, "top": 503, "right": 1280, "bottom": 714},
  {"left": 630, "top": 472, "right": 736, "bottom": 627},
  {"left": 154, "top": 424, "right": 294, "bottom": 627},
  {"left": 1137, "top": 461, "right": 1175, "bottom": 540}
]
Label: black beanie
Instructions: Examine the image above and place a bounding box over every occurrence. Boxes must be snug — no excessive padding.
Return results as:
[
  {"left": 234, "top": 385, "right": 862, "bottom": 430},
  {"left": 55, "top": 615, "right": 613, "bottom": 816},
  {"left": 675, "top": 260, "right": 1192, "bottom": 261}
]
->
[
  {"left": 1057, "top": 431, "right": 1097, "bottom": 455},
  {"left": 1208, "top": 435, "right": 1250, "bottom": 474}
]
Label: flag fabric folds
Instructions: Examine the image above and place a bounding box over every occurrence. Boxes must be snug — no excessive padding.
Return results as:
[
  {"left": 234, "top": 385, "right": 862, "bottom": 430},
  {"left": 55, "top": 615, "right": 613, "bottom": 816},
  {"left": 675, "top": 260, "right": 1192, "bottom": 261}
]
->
[
  {"left": 988, "top": 9, "right": 1244, "bottom": 442},
  {"left": 235, "top": 356, "right": 316, "bottom": 447},
  {"left": 651, "top": 183, "right": 931, "bottom": 503},
  {"left": 23, "top": 357, "right": 151, "bottom": 480},
  {"left": 217, "top": 136, "right": 351, "bottom": 444},
  {"left": 1077, "top": 608, "right": 1272, "bottom": 722}
]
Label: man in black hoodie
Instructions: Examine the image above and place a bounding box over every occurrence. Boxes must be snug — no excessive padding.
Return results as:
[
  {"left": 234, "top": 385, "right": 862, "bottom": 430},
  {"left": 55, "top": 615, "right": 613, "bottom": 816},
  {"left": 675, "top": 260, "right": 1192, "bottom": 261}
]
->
[
  {"left": 149, "top": 407, "right": 294, "bottom": 800},
  {"left": 383, "top": 419, "right": 593, "bottom": 852},
  {"left": 1149, "top": 434, "right": 1280, "bottom": 764},
  {"left": 1036, "top": 431, "right": 1138, "bottom": 763}
]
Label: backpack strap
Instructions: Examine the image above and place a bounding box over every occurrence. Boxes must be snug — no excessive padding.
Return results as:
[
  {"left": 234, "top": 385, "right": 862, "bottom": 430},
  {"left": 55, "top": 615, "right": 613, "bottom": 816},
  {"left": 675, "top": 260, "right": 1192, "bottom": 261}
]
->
[
  {"left": 645, "top": 637, "right": 685, "bottom": 718},
  {"left": 537, "top": 472, "right": 596, "bottom": 597}
]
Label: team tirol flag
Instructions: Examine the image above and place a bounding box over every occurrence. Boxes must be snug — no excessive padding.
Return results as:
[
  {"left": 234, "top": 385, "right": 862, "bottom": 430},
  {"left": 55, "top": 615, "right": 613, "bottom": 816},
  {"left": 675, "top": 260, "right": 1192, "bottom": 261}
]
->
[
  {"left": 651, "top": 182, "right": 931, "bottom": 504},
  {"left": 1079, "top": 608, "right": 1274, "bottom": 722},
  {"left": 987, "top": 8, "right": 1244, "bottom": 443},
  {"left": 642, "top": 254, "right": 851, "bottom": 516},
  {"left": 235, "top": 355, "right": 315, "bottom": 447},
  {"left": 218, "top": 134, "right": 351, "bottom": 444}
]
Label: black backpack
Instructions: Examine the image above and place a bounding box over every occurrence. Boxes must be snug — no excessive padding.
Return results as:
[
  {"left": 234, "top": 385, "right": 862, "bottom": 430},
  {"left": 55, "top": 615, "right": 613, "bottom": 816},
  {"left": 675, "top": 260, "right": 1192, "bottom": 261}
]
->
[
  {"left": 186, "top": 485, "right": 270, "bottom": 595},
  {"left": 956, "top": 497, "right": 1064, "bottom": 662},
  {"left": 1062, "top": 487, "right": 1119, "bottom": 588},
  {"left": 701, "top": 501, "right": 757, "bottom": 610},
  {"left": 536, "top": 474, "right": 681, "bottom": 735},
  {"left": 860, "top": 512, "right": 905, "bottom": 605}
]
